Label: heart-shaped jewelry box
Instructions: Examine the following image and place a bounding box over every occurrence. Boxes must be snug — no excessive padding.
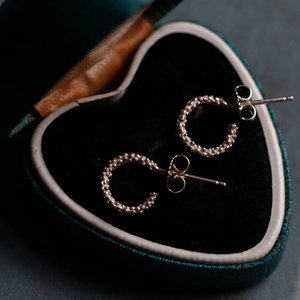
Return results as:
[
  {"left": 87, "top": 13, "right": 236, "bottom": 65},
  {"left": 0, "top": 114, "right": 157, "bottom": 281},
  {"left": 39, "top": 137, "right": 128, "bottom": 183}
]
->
[{"left": 3, "top": 1, "right": 291, "bottom": 289}]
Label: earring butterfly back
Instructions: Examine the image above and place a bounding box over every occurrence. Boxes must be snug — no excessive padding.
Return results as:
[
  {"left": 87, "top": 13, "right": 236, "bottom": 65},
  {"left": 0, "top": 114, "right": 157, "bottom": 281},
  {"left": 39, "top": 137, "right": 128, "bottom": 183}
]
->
[
  {"left": 101, "top": 153, "right": 226, "bottom": 215},
  {"left": 177, "top": 85, "right": 293, "bottom": 157},
  {"left": 232, "top": 85, "right": 293, "bottom": 121}
]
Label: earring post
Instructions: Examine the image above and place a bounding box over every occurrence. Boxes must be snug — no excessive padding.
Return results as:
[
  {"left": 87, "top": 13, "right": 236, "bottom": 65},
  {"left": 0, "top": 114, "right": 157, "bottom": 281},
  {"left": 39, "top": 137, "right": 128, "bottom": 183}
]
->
[
  {"left": 180, "top": 173, "right": 227, "bottom": 187},
  {"left": 154, "top": 167, "right": 226, "bottom": 187},
  {"left": 250, "top": 96, "right": 293, "bottom": 106}
]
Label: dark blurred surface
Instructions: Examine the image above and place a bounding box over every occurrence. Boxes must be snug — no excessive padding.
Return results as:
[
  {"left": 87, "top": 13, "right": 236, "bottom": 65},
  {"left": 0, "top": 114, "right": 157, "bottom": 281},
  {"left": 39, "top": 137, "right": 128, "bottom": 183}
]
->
[{"left": 0, "top": 0, "right": 299, "bottom": 299}]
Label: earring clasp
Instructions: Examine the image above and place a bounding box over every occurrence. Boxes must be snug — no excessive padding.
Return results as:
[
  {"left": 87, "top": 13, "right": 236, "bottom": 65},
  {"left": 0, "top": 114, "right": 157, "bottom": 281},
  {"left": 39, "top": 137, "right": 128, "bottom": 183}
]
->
[{"left": 230, "top": 85, "right": 293, "bottom": 121}]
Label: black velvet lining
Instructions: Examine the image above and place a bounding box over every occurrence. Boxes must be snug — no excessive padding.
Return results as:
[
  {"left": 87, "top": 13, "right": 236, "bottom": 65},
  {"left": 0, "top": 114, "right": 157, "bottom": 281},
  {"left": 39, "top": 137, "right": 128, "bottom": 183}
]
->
[{"left": 41, "top": 33, "right": 272, "bottom": 254}]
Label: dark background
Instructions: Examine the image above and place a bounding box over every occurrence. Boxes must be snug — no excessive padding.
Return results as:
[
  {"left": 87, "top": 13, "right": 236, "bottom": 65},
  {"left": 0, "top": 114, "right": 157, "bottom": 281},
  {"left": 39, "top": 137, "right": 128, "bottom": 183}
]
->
[{"left": 1, "top": 0, "right": 299, "bottom": 299}]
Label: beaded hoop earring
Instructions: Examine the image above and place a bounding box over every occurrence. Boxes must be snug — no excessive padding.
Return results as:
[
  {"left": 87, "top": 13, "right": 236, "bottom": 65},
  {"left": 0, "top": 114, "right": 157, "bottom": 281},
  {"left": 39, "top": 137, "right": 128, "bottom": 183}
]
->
[
  {"left": 177, "top": 85, "right": 293, "bottom": 158},
  {"left": 101, "top": 153, "right": 226, "bottom": 214}
]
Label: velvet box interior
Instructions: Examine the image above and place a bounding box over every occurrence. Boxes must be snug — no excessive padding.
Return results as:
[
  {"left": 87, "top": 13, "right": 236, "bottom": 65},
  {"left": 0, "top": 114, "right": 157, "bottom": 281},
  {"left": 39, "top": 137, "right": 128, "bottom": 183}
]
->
[{"left": 38, "top": 30, "right": 273, "bottom": 257}]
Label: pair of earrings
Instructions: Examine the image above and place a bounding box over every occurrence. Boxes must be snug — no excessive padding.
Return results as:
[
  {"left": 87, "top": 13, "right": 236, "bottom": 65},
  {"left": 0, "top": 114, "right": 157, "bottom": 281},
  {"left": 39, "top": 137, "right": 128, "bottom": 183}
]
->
[{"left": 101, "top": 85, "right": 293, "bottom": 214}]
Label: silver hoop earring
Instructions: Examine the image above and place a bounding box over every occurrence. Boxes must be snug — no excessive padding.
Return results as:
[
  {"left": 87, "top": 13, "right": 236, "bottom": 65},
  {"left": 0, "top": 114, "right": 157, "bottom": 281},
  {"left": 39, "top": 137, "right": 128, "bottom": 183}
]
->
[
  {"left": 101, "top": 153, "right": 226, "bottom": 214},
  {"left": 177, "top": 85, "right": 293, "bottom": 158}
]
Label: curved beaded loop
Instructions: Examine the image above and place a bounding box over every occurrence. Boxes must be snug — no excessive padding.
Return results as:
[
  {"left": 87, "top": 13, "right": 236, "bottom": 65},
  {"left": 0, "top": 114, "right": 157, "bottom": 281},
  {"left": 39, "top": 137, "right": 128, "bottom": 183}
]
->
[
  {"left": 101, "top": 153, "right": 159, "bottom": 215},
  {"left": 177, "top": 96, "right": 238, "bottom": 158}
]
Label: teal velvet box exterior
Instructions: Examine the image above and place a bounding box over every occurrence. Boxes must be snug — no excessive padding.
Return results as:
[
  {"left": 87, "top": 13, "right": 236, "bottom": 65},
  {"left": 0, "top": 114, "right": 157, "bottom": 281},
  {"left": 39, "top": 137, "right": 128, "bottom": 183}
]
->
[{"left": 1, "top": 0, "right": 292, "bottom": 289}]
